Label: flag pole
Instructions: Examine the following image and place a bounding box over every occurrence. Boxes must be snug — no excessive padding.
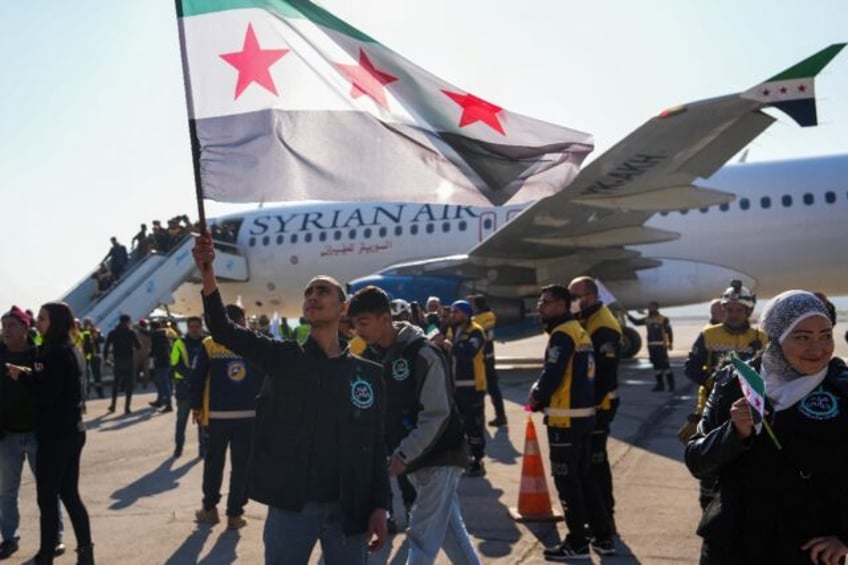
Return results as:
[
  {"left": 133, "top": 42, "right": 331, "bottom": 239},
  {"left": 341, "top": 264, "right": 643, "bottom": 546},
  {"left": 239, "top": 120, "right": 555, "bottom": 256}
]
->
[{"left": 173, "top": 0, "right": 207, "bottom": 234}]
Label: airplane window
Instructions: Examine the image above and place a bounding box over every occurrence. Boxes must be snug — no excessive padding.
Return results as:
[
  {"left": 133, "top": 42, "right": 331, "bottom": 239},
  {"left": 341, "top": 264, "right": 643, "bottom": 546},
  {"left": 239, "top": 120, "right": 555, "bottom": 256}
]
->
[
  {"left": 394, "top": 225, "right": 402, "bottom": 236},
  {"left": 276, "top": 235, "right": 284, "bottom": 245},
  {"left": 659, "top": 211, "right": 669, "bottom": 216},
  {"left": 304, "top": 233, "right": 312, "bottom": 243},
  {"left": 379, "top": 226, "right": 387, "bottom": 237},
  {"left": 699, "top": 208, "right": 708, "bottom": 213},
  {"left": 410, "top": 224, "right": 419, "bottom": 235},
  {"left": 483, "top": 218, "right": 493, "bottom": 229},
  {"left": 825, "top": 191, "right": 836, "bottom": 204},
  {"left": 719, "top": 203, "right": 729, "bottom": 212},
  {"left": 803, "top": 193, "right": 814, "bottom": 205},
  {"left": 426, "top": 223, "right": 434, "bottom": 234},
  {"left": 348, "top": 229, "right": 357, "bottom": 239},
  {"left": 334, "top": 230, "right": 342, "bottom": 241},
  {"left": 290, "top": 234, "right": 298, "bottom": 244},
  {"left": 679, "top": 209, "right": 689, "bottom": 215},
  {"left": 319, "top": 232, "right": 327, "bottom": 242},
  {"left": 249, "top": 237, "right": 256, "bottom": 247},
  {"left": 262, "top": 236, "right": 270, "bottom": 246},
  {"left": 782, "top": 195, "right": 792, "bottom": 207},
  {"left": 442, "top": 222, "right": 451, "bottom": 232},
  {"left": 363, "top": 228, "right": 372, "bottom": 239},
  {"left": 459, "top": 221, "right": 467, "bottom": 231},
  {"left": 760, "top": 197, "right": 771, "bottom": 209},
  {"left": 739, "top": 198, "right": 750, "bottom": 211}
]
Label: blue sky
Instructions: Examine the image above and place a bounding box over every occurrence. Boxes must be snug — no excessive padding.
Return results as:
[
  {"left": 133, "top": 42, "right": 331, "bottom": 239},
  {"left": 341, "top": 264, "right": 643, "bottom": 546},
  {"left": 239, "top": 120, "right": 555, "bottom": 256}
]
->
[{"left": 1, "top": 0, "right": 846, "bottom": 314}]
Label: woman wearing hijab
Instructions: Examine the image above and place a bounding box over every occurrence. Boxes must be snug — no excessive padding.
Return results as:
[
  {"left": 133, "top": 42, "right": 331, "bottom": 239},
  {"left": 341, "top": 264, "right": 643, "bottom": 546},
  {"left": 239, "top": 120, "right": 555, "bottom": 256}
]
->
[
  {"left": 685, "top": 290, "right": 847, "bottom": 565},
  {"left": 7, "top": 302, "right": 93, "bottom": 565}
]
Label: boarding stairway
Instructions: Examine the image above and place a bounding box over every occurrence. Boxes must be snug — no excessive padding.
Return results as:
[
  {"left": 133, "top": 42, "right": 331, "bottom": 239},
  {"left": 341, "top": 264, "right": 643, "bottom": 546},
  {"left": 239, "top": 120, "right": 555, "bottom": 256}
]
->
[{"left": 62, "top": 236, "right": 248, "bottom": 331}]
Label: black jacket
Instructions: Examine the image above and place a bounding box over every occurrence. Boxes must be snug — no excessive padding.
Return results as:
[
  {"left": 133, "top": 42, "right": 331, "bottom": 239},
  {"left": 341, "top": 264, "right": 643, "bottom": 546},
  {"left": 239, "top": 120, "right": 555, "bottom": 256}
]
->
[
  {"left": 21, "top": 344, "right": 85, "bottom": 441},
  {"left": 685, "top": 358, "right": 848, "bottom": 563},
  {"left": 202, "top": 290, "right": 388, "bottom": 534}
]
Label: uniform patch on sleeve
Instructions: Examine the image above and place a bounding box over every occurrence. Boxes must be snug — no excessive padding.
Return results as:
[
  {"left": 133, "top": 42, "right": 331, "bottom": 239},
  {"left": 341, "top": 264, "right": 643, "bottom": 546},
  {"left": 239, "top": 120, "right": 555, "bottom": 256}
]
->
[{"left": 546, "top": 346, "right": 562, "bottom": 365}]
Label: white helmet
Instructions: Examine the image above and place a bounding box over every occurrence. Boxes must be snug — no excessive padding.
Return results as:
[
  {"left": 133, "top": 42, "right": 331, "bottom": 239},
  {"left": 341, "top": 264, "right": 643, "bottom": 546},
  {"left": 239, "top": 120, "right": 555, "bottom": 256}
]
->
[
  {"left": 390, "top": 299, "right": 411, "bottom": 318},
  {"left": 720, "top": 280, "right": 756, "bottom": 310}
]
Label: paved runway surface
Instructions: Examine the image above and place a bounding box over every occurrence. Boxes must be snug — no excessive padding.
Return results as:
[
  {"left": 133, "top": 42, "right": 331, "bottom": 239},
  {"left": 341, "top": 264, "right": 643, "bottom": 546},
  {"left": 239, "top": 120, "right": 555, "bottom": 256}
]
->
[{"left": 9, "top": 319, "right": 846, "bottom": 564}]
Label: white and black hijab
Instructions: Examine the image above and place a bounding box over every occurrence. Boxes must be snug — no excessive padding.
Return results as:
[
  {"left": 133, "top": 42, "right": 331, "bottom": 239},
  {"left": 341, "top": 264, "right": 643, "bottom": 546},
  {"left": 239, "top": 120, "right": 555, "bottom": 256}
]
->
[{"left": 759, "top": 290, "right": 833, "bottom": 411}]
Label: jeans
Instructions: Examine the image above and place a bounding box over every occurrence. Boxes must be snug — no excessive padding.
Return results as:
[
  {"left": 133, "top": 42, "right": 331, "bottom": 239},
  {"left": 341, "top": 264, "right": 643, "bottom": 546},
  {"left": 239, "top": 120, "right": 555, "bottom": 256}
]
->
[
  {"left": 153, "top": 367, "right": 172, "bottom": 407},
  {"left": 36, "top": 433, "right": 90, "bottom": 559},
  {"left": 174, "top": 397, "right": 206, "bottom": 455},
  {"left": 0, "top": 432, "right": 64, "bottom": 544},
  {"left": 202, "top": 418, "right": 252, "bottom": 516},
  {"left": 406, "top": 466, "right": 480, "bottom": 565},
  {"left": 263, "top": 502, "right": 368, "bottom": 565}
]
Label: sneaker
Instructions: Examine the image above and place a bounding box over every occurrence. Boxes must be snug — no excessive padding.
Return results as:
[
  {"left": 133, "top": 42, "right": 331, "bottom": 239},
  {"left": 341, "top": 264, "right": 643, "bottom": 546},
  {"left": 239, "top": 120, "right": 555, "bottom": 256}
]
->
[
  {"left": 487, "top": 416, "right": 508, "bottom": 428},
  {"left": 0, "top": 540, "right": 19, "bottom": 559},
  {"left": 590, "top": 537, "right": 616, "bottom": 555},
  {"left": 195, "top": 507, "right": 220, "bottom": 525},
  {"left": 148, "top": 400, "right": 162, "bottom": 408},
  {"left": 465, "top": 460, "right": 486, "bottom": 477},
  {"left": 160, "top": 405, "right": 174, "bottom": 413},
  {"left": 107, "top": 405, "right": 116, "bottom": 413},
  {"left": 226, "top": 515, "right": 246, "bottom": 530},
  {"left": 543, "top": 540, "right": 590, "bottom": 561},
  {"left": 54, "top": 541, "right": 66, "bottom": 556}
]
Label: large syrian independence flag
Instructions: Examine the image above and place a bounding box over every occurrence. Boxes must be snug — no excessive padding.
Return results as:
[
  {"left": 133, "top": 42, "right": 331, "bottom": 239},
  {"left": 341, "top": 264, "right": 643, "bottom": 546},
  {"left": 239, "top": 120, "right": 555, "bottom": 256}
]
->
[{"left": 176, "top": 0, "right": 593, "bottom": 206}]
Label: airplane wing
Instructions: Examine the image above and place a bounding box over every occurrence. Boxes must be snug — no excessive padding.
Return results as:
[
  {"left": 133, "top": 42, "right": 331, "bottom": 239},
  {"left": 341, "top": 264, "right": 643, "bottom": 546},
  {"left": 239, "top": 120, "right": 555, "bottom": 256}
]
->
[{"left": 365, "top": 44, "right": 845, "bottom": 299}]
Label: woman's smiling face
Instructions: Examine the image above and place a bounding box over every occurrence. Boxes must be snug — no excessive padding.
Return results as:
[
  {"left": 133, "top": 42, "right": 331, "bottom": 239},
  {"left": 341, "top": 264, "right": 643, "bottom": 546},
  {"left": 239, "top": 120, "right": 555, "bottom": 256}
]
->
[{"left": 780, "top": 315, "right": 834, "bottom": 375}]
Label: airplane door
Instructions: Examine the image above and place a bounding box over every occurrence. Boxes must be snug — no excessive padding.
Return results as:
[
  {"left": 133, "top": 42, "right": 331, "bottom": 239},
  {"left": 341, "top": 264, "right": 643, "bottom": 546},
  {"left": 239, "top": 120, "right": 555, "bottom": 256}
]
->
[{"left": 478, "top": 211, "right": 497, "bottom": 241}]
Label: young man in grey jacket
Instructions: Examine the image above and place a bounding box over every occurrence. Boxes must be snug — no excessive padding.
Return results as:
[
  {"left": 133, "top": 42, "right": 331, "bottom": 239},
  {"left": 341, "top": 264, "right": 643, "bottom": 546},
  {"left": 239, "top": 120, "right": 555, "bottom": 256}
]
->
[{"left": 348, "top": 286, "right": 480, "bottom": 565}]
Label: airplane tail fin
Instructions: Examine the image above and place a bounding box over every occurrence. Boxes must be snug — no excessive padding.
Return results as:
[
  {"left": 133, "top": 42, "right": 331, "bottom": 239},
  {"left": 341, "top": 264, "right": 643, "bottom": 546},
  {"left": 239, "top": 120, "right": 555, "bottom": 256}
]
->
[{"left": 741, "top": 43, "right": 846, "bottom": 127}]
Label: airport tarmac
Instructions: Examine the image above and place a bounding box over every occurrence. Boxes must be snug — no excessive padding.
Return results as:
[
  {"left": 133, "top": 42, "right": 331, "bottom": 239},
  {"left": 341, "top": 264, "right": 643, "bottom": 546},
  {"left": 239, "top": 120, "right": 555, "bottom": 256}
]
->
[{"left": 7, "top": 318, "right": 847, "bottom": 564}]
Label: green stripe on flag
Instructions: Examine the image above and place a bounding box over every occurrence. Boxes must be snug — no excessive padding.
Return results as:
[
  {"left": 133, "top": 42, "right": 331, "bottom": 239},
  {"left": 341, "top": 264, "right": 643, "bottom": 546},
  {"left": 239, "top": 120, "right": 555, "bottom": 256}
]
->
[
  {"left": 729, "top": 352, "right": 765, "bottom": 397},
  {"left": 178, "top": 0, "right": 377, "bottom": 42},
  {"left": 767, "top": 43, "right": 846, "bottom": 81}
]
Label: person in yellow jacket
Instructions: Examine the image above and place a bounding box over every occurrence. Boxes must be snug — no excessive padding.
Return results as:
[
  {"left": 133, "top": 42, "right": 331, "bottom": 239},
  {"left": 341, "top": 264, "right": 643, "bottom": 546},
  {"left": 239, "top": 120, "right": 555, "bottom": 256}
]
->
[
  {"left": 170, "top": 317, "right": 206, "bottom": 459},
  {"left": 529, "top": 284, "right": 615, "bottom": 559},
  {"left": 440, "top": 300, "right": 487, "bottom": 477}
]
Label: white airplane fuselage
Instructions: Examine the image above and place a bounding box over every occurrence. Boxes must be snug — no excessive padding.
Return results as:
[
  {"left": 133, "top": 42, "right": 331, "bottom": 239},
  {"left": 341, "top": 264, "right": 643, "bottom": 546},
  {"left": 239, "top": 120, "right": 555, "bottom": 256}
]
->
[{"left": 171, "top": 154, "right": 848, "bottom": 317}]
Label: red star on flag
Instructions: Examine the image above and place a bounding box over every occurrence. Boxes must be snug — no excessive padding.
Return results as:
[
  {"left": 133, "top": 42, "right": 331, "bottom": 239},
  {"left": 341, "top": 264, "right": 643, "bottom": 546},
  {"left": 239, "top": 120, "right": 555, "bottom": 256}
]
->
[
  {"left": 220, "top": 23, "right": 289, "bottom": 100},
  {"left": 442, "top": 90, "right": 505, "bottom": 135},
  {"left": 798, "top": 84, "right": 807, "bottom": 92},
  {"left": 335, "top": 49, "right": 398, "bottom": 109}
]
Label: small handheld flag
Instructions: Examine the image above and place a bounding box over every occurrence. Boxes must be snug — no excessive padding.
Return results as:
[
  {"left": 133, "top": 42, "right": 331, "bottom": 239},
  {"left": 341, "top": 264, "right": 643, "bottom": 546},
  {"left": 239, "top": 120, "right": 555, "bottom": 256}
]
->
[{"left": 729, "top": 352, "right": 782, "bottom": 450}]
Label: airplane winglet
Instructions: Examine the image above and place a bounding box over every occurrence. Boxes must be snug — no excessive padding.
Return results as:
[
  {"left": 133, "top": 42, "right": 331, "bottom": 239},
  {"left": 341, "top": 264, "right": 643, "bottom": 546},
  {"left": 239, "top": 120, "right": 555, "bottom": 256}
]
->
[{"left": 741, "top": 43, "right": 846, "bottom": 127}]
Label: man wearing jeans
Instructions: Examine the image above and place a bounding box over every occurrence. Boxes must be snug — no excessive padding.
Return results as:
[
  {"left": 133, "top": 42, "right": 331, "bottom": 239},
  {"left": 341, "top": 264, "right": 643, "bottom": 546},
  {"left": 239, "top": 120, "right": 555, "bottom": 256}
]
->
[
  {"left": 349, "top": 286, "right": 480, "bottom": 565},
  {"left": 0, "top": 307, "right": 64, "bottom": 559},
  {"left": 193, "top": 232, "right": 388, "bottom": 564}
]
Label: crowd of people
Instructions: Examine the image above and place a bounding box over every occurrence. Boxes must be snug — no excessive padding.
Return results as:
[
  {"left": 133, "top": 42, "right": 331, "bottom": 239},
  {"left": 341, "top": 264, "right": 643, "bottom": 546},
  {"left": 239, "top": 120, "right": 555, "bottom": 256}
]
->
[
  {"left": 90, "top": 215, "right": 195, "bottom": 300},
  {"left": 2, "top": 230, "right": 846, "bottom": 563}
]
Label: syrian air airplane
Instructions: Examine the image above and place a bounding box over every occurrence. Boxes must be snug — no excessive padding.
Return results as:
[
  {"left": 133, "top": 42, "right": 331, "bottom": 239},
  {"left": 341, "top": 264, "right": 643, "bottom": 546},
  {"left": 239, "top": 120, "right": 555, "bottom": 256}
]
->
[{"left": 154, "top": 44, "right": 846, "bottom": 347}]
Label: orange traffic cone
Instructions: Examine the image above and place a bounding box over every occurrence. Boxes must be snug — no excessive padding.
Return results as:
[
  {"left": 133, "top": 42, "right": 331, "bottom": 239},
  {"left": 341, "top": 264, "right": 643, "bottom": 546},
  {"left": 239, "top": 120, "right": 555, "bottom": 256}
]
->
[{"left": 508, "top": 417, "right": 563, "bottom": 522}]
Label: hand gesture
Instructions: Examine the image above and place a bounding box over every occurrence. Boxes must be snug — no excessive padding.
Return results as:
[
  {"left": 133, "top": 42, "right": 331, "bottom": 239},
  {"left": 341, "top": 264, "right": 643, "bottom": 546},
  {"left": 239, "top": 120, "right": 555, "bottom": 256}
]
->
[
  {"left": 729, "top": 397, "right": 754, "bottom": 439},
  {"left": 5, "top": 363, "right": 29, "bottom": 381},
  {"left": 366, "top": 508, "right": 388, "bottom": 552},
  {"left": 801, "top": 536, "right": 848, "bottom": 565}
]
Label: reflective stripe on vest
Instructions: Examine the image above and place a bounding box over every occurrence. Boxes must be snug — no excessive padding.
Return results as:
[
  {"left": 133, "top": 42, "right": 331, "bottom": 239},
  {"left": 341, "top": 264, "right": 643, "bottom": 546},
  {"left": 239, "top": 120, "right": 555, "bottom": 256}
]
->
[{"left": 544, "top": 407, "right": 596, "bottom": 418}]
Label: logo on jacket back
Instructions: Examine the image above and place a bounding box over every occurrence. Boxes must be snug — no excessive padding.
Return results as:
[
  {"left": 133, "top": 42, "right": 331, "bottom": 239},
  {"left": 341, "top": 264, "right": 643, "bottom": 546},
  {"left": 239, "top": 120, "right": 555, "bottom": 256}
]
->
[
  {"left": 351, "top": 376, "right": 374, "bottom": 409},
  {"left": 391, "top": 358, "right": 410, "bottom": 381},
  {"left": 227, "top": 360, "right": 247, "bottom": 383}
]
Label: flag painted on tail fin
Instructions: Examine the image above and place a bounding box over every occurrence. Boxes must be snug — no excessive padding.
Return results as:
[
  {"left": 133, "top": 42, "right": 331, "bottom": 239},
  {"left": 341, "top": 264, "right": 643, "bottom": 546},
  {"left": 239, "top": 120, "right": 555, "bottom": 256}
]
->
[
  {"left": 741, "top": 43, "right": 846, "bottom": 127},
  {"left": 176, "top": 0, "right": 593, "bottom": 206}
]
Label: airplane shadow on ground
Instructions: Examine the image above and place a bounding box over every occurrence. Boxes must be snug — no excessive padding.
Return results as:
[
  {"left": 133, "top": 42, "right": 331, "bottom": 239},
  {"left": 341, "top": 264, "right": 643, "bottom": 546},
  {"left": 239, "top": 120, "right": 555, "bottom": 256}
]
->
[{"left": 109, "top": 456, "right": 200, "bottom": 510}]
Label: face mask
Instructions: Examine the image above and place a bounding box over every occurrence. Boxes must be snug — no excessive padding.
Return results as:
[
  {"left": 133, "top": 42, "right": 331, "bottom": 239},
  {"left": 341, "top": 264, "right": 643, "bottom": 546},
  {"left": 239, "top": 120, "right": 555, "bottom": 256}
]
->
[{"left": 570, "top": 299, "right": 582, "bottom": 315}]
